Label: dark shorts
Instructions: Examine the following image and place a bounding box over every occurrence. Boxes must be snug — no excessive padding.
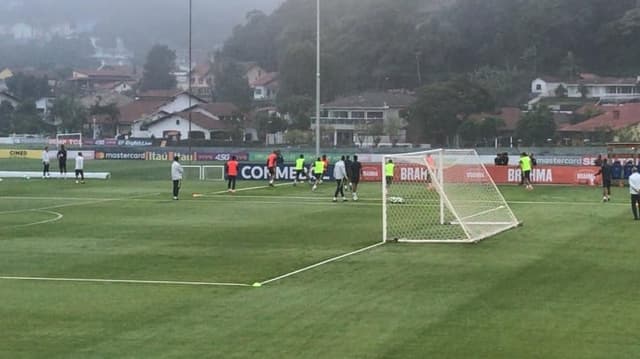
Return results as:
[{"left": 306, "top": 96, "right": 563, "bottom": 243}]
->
[
  {"left": 523, "top": 170, "right": 531, "bottom": 180},
  {"left": 75, "top": 169, "right": 84, "bottom": 176},
  {"left": 386, "top": 176, "right": 393, "bottom": 185},
  {"left": 351, "top": 177, "right": 360, "bottom": 185},
  {"left": 268, "top": 167, "right": 275, "bottom": 176}
]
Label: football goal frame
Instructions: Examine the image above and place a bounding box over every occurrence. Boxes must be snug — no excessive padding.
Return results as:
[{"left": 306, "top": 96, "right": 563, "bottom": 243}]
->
[{"left": 382, "top": 148, "right": 519, "bottom": 244}]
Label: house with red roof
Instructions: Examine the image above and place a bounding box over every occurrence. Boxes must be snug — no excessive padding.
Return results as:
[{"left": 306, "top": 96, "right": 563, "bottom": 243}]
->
[{"left": 558, "top": 103, "right": 640, "bottom": 143}]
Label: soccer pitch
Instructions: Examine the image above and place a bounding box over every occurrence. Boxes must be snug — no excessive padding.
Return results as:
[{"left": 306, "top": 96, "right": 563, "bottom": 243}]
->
[{"left": 1, "top": 159, "right": 640, "bottom": 358}]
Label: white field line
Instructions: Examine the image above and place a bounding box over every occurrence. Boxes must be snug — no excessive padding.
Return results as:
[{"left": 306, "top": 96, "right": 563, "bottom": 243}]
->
[
  {"left": 0, "top": 193, "right": 162, "bottom": 215},
  {"left": 207, "top": 182, "right": 294, "bottom": 195},
  {"left": 0, "top": 276, "right": 250, "bottom": 287},
  {"left": 258, "top": 242, "right": 385, "bottom": 286},
  {"left": 9, "top": 210, "right": 64, "bottom": 228}
]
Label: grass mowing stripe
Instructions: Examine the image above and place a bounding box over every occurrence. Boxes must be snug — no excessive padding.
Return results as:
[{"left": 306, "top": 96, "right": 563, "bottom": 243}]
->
[{"left": 0, "top": 276, "right": 251, "bottom": 287}]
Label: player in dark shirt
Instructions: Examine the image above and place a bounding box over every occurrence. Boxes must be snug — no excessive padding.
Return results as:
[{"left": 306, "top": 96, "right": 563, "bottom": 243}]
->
[
  {"left": 595, "top": 158, "right": 613, "bottom": 202},
  {"left": 350, "top": 155, "right": 363, "bottom": 201},
  {"left": 57, "top": 144, "right": 68, "bottom": 178}
]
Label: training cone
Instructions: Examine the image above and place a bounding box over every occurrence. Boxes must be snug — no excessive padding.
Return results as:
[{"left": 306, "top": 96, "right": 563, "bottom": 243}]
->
[{"left": 192, "top": 193, "right": 203, "bottom": 198}]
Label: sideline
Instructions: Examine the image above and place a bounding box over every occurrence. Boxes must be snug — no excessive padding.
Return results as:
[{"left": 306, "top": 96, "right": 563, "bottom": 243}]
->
[{"left": 0, "top": 276, "right": 250, "bottom": 287}]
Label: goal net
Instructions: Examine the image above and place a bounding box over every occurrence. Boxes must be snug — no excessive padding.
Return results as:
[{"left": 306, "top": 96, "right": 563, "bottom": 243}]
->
[
  {"left": 383, "top": 149, "right": 519, "bottom": 243},
  {"left": 203, "top": 165, "right": 225, "bottom": 181},
  {"left": 182, "top": 165, "right": 203, "bottom": 180}
]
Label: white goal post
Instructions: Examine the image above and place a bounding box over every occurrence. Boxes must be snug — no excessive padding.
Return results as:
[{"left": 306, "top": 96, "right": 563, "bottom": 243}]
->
[
  {"left": 56, "top": 133, "right": 82, "bottom": 148},
  {"left": 181, "top": 165, "right": 225, "bottom": 181},
  {"left": 382, "top": 148, "right": 519, "bottom": 243}
]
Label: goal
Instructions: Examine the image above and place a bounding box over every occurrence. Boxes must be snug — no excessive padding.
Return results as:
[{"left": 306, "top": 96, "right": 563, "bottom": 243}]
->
[
  {"left": 181, "top": 165, "right": 225, "bottom": 181},
  {"left": 56, "top": 133, "right": 82, "bottom": 148},
  {"left": 382, "top": 149, "right": 519, "bottom": 243}
]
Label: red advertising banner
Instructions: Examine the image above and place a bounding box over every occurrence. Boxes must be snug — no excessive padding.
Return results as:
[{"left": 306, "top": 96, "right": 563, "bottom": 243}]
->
[{"left": 360, "top": 163, "right": 601, "bottom": 185}]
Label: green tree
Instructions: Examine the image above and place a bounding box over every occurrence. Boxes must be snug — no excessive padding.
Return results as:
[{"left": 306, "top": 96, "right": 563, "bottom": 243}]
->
[
  {"left": 457, "top": 119, "right": 480, "bottom": 146},
  {"left": 140, "top": 44, "right": 177, "bottom": 91},
  {"left": 89, "top": 102, "right": 120, "bottom": 137},
  {"left": 555, "top": 84, "right": 568, "bottom": 97},
  {"left": 213, "top": 59, "right": 253, "bottom": 112},
  {"left": 6, "top": 74, "right": 51, "bottom": 101},
  {"left": 51, "top": 97, "right": 87, "bottom": 133},
  {"left": 0, "top": 100, "right": 15, "bottom": 134},
  {"left": 409, "top": 78, "right": 495, "bottom": 145},
  {"left": 515, "top": 105, "right": 556, "bottom": 146},
  {"left": 277, "top": 95, "right": 313, "bottom": 130},
  {"left": 12, "top": 103, "right": 46, "bottom": 134}
]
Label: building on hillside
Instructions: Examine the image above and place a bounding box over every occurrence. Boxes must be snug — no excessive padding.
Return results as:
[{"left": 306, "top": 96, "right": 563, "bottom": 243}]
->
[
  {"left": 531, "top": 73, "right": 640, "bottom": 102},
  {"left": 35, "top": 97, "right": 55, "bottom": 122},
  {"left": 313, "top": 91, "right": 416, "bottom": 147},
  {"left": 251, "top": 72, "right": 278, "bottom": 101},
  {"left": 132, "top": 103, "right": 241, "bottom": 141},
  {"left": 69, "top": 66, "right": 137, "bottom": 93},
  {"left": 190, "top": 63, "right": 214, "bottom": 99},
  {"left": 468, "top": 107, "right": 522, "bottom": 147},
  {"left": 558, "top": 103, "right": 640, "bottom": 144},
  {"left": 0, "top": 67, "right": 61, "bottom": 89},
  {"left": 243, "top": 63, "right": 268, "bottom": 86},
  {"left": 0, "top": 91, "right": 20, "bottom": 108}
]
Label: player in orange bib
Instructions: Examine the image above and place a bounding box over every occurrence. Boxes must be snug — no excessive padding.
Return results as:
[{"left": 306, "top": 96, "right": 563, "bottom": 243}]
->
[
  {"left": 226, "top": 155, "right": 239, "bottom": 193},
  {"left": 267, "top": 150, "right": 278, "bottom": 186}
]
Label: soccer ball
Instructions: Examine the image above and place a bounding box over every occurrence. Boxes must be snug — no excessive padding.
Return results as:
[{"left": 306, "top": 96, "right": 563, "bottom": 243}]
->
[
  {"left": 24, "top": 176, "right": 30, "bottom": 180},
  {"left": 388, "top": 196, "right": 405, "bottom": 204}
]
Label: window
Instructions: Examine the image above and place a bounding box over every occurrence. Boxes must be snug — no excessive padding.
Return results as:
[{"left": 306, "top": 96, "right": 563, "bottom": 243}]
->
[
  {"left": 176, "top": 119, "right": 180, "bottom": 125},
  {"left": 254, "top": 88, "right": 263, "bottom": 96},
  {"left": 621, "top": 86, "right": 633, "bottom": 94},
  {"left": 606, "top": 86, "right": 617, "bottom": 94},
  {"left": 330, "top": 111, "right": 348, "bottom": 118},
  {"left": 367, "top": 112, "right": 383, "bottom": 119},
  {"left": 535, "top": 84, "right": 542, "bottom": 91},
  {"left": 351, "top": 111, "right": 365, "bottom": 118}
]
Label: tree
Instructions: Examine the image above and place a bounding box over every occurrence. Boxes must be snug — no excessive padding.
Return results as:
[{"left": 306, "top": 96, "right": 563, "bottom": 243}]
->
[
  {"left": 0, "top": 100, "right": 15, "bottom": 134},
  {"left": 11, "top": 103, "right": 47, "bottom": 134},
  {"left": 409, "top": 78, "right": 495, "bottom": 145},
  {"left": 140, "top": 44, "right": 177, "bottom": 91},
  {"left": 90, "top": 102, "right": 120, "bottom": 137},
  {"left": 385, "top": 116, "right": 404, "bottom": 146},
  {"left": 51, "top": 97, "right": 87, "bottom": 133},
  {"left": 277, "top": 95, "right": 313, "bottom": 130},
  {"left": 457, "top": 119, "right": 480, "bottom": 146},
  {"left": 555, "top": 84, "right": 568, "bottom": 98},
  {"left": 6, "top": 73, "right": 51, "bottom": 101},
  {"left": 515, "top": 105, "right": 556, "bottom": 146},
  {"left": 213, "top": 59, "right": 252, "bottom": 111},
  {"left": 578, "top": 84, "right": 590, "bottom": 98}
]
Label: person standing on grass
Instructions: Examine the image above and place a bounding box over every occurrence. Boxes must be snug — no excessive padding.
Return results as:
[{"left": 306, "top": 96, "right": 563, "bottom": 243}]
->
[
  {"left": 595, "top": 158, "right": 613, "bottom": 202},
  {"left": 321, "top": 154, "right": 329, "bottom": 184},
  {"left": 345, "top": 155, "right": 353, "bottom": 191},
  {"left": 225, "top": 155, "right": 239, "bottom": 193},
  {"left": 57, "top": 144, "right": 67, "bottom": 179},
  {"left": 629, "top": 167, "right": 640, "bottom": 220},
  {"left": 312, "top": 157, "right": 324, "bottom": 191},
  {"left": 171, "top": 155, "right": 183, "bottom": 200},
  {"left": 42, "top": 146, "right": 50, "bottom": 179},
  {"left": 267, "top": 150, "right": 278, "bottom": 187},
  {"left": 294, "top": 154, "right": 305, "bottom": 185},
  {"left": 74, "top": 152, "right": 85, "bottom": 184},
  {"left": 519, "top": 152, "right": 533, "bottom": 190},
  {"left": 333, "top": 156, "right": 348, "bottom": 202},
  {"left": 385, "top": 159, "right": 395, "bottom": 189},
  {"left": 350, "top": 155, "right": 363, "bottom": 201}
]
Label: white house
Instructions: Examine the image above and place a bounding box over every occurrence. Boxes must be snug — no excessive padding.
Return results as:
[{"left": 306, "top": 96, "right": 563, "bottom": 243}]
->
[
  {"left": 35, "top": 97, "right": 55, "bottom": 121},
  {"left": 134, "top": 106, "right": 236, "bottom": 141},
  {"left": 532, "top": 74, "right": 640, "bottom": 101},
  {"left": 251, "top": 72, "right": 278, "bottom": 101},
  {"left": 313, "top": 91, "right": 415, "bottom": 146}
]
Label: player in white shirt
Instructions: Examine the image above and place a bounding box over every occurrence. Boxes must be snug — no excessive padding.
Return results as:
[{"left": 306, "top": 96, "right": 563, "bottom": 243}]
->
[
  {"left": 628, "top": 167, "right": 640, "bottom": 220},
  {"left": 332, "top": 156, "right": 349, "bottom": 202},
  {"left": 42, "top": 146, "right": 50, "bottom": 179},
  {"left": 171, "top": 155, "right": 184, "bottom": 200},
  {"left": 74, "top": 152, "right": 85, "bottom": 184}
]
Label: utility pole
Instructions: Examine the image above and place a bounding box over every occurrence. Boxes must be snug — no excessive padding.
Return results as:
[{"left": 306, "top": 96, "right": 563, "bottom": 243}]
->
[{"left": 315, "top": 0, "right": 321, "bottom": 157}]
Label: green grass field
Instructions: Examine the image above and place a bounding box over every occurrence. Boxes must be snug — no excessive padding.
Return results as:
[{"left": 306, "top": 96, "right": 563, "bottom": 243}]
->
[{"left": 1, "top": 159, "right": 640, "bottom": 358}]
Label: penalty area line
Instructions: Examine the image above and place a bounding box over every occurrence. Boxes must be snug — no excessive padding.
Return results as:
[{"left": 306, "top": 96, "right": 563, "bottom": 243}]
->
[
  {"left": 0, "top": 276, "right": 251, "bottom": 287},
  {"left": 206, "top": 182, "right": 295, "bottom": 195},
  {"left": 257, "top": 241, "right": 385, "bottom": 286}
]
